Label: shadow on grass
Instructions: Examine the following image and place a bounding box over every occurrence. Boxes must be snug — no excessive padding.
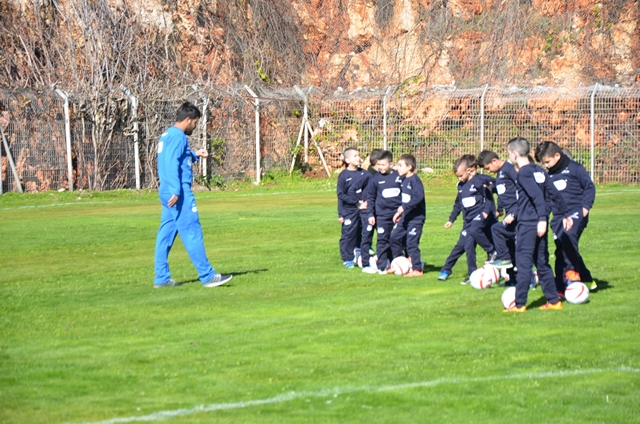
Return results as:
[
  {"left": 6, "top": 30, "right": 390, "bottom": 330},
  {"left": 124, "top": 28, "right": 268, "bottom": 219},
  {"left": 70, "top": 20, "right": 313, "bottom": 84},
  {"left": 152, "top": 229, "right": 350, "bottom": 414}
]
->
[{"left": 177, "top": 268, "right": 269, "bottom": 286}]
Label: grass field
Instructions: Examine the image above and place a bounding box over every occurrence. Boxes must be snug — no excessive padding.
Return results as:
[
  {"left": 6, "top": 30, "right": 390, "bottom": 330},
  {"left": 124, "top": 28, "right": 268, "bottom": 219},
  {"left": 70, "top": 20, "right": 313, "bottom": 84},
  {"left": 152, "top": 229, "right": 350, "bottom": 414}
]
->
[{"left": 1, "top": 181, "right": 639, "bottom": 423}]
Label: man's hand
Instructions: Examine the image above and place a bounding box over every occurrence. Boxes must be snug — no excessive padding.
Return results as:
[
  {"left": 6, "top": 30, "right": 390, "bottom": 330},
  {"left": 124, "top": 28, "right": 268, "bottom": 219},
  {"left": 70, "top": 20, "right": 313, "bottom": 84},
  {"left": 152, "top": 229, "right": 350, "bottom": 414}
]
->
[
  {"left": 495, "top": 210, "right": 503, "bottom": 218},
  {"left": 563, "top": 216, "right": 573, "bottom": 232},
  {"left": 482, "top": 212, "right": 488, "bottom": 219},
  {"left": 393, "top": 206, "right": 404, "bottom": 223},
  {"left": 338, "top": 217, "right": 344, "bottom": 224},
  {"left": 358, "top": 200, "right": 368, "bottom": 210},
  {"left": 167, "top": 194, "right": 179, "bottom": 208},
  {"left": 195, "top": 149, "right": 209, "bottom": 158},
  {"left": 368, "top": 217, "right": 376, "bottom": 226},
  {"left": 503, "top": 214, "right": 515, "bottom": 224},
  {"left": 537, "top": 221, "right": 547, "bottom": 237},
  {"left": 444, "top": 221, "right": 453, "bottom": 229},
  {"left": 583, "top": 207, "right": 589, "bottom": 217}
]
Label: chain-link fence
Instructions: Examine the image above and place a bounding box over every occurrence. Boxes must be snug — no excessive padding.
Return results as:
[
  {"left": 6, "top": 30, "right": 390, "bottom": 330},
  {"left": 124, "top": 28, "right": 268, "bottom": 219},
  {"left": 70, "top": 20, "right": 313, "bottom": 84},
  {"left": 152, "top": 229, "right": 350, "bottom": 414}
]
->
[{"left": 1, "top": 84, "right": 639, "bottom": 193}]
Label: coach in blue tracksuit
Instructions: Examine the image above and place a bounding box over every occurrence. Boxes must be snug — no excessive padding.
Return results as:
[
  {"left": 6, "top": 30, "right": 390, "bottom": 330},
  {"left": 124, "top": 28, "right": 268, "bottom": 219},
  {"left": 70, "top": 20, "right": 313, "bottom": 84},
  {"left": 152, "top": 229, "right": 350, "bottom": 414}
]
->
[
  {"left": 535, "top": 142, "right": 596, "bottom": 291},
  {"left": 154, "top": 102, "right": 232, "bottom": 288},
  {"left": 504, "top": 137, "right": 573, "bottom": 312}
]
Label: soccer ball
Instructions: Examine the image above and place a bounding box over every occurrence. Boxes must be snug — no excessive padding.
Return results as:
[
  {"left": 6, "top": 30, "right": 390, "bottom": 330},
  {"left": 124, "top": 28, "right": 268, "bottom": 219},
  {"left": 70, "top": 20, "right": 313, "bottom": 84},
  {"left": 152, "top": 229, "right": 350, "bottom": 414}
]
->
[
  {"left": 565, "top": 282, "right": 589, "bottom": 304},
  {"left": 530, "top": 269, "right": 539, "bottom": 289},
  {"left": 469, "top": 265, "right": 500, "bottom": 289},
  {"left": 501, "top": 286, "right": 517, "bottom": 309},
  {"left": 390, "top": 256, "right": 411, "bottom": 275}
]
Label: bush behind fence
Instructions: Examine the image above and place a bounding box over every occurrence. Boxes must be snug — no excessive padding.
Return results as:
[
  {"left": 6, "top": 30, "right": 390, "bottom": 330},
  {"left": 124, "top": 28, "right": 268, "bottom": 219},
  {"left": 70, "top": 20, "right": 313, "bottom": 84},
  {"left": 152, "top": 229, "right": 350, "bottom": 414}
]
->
[{"left": 1, "top": 84, "right": 639, "bottom": 193}]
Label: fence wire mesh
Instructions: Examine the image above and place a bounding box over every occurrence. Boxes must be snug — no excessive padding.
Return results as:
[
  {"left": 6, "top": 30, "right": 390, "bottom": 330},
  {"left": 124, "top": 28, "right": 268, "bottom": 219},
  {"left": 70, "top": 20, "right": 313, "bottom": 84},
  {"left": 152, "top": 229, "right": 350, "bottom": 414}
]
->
[{"left": 1, "top": 84, "right": 639, "bottom": 193}]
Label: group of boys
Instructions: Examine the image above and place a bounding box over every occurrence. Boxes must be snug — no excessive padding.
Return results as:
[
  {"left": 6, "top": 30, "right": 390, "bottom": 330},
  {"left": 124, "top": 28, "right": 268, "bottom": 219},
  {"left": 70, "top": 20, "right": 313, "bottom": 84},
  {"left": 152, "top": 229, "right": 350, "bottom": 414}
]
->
[
  {"left": 338, "top": 137, "right": 595, "bottom": 312},
  {"left": 437, "top": 137, "right": 595, "bottom": 311},
  {"left": 337, "top": 149, "right": 426, "bottom": 278}
]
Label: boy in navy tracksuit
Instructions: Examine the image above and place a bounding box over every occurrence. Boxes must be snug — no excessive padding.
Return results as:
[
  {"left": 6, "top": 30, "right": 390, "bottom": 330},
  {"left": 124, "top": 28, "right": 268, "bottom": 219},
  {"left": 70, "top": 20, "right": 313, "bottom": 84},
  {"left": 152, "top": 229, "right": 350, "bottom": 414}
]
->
[
  {"left": 535, "top": 142, "right": 596, "bottom": 291},
  {"left": 391, "top": 154, "right": 426, "bottom": 277},
  {"left": 337, "top": 147, "right": 369, "bottom": 268},
  {"left": 364, "top": 150, "right": 403, "bottom": 274},
  {"left": 504, "top": 137, "right": 574, "bottom": 312},
  {"left": 478, "top": 150, "right": 518, "bottom": 283},
  {"left": 438, "top": 155, "right": 497, "bottom": 284}
]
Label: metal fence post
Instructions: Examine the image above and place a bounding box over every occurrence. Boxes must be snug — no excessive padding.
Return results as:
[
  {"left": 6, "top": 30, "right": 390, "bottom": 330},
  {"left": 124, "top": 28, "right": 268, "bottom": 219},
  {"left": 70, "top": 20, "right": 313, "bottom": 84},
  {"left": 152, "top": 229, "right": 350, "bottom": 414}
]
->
[
  {"left": 54, "top": 89, "right": 73, "bottom": 191},
  {"left": 383, "top": 86, "right": 392, "bottom": 150},
  {"left": 244, "top": 86, "right": 260, "bottom": 184},
  {"left": 192, "top": 85, "right": 209, "bottom": 178},
  {"left": 121, "top": 86, "right": 141, "bottom": 190},
  {"left": 480, "top": 84, "right": 489, "bottom": 152},
  {"left": 590, "top": 83, "right": 598, "bottom": 181}
]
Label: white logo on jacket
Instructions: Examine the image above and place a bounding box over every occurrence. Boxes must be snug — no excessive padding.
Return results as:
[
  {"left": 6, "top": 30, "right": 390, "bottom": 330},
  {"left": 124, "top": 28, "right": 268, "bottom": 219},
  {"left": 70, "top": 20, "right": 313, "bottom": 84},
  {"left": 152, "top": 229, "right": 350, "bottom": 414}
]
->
[
  {"left": 402, "top": 193, "right": 411, "bottom": 203},
  {"left": 382, "top": 188, "right": 401, "bottom": 198},
  {"left": 553, "top": 179, "right": 567, "bottom": 191},
  {"left": 496, "top": 184, "right": 506, "bottom": 195},
  {"left": 534, "top": 172, "right": 546, "bottom": 183},
  {"left": 462, "top": 196, "right": 477, "bottom": 208}
]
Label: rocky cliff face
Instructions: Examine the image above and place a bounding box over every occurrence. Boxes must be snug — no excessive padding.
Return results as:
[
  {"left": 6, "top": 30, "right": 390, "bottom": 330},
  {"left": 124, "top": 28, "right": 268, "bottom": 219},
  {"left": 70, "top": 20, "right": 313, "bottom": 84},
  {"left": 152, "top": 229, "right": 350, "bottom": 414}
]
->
[{"left": 0, "top": 0, "right": 638, "bottom": 90}]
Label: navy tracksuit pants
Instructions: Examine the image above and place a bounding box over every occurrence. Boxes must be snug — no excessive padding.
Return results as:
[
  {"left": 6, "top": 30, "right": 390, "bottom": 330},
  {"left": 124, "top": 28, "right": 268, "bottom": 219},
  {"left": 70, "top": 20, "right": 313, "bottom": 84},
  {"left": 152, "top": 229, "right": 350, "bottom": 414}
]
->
[
  {"left": 514, "top": 222, "right": 560, "bottom": 307},
  {"left": 360, "top": 213, "right": 375, "bottom": 267},
  {"left": 391, "top": 215, "right": 425, "bottom": 272},
  {"left": 492, "top": 219, "right": 517, "bottom": 281},
  {"left": 551, "top": 213, "right": 592, "bottom": 291},
  {"left": 376, "top": 215, "right": 401, "bottom": 271},
  {"left": 442, "top": 215, "right": 495, "bottom": 275},
  {"left": 339, "top": 209, "right": 362, "bottom": 262}
]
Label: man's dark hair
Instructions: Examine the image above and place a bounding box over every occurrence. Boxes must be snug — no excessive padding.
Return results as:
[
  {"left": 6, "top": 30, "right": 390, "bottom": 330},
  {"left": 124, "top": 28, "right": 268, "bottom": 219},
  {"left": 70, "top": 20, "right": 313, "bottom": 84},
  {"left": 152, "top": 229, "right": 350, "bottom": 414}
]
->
[
  {"left": 378, "top": 150, "right": 393, "bottom": 163},
  {"left": 398, "top": 154, "right": 417, "bottom": 172},
  {"left": 453, "top": 154, "right": 476, "bottom": 172},
  {"left": 342, "top": 147, "right": 358, "bottom": 166},
  {"left": 535, "top": 141, "right": 563, "bottom": 163},
  {"left": 477, "top": 150, "right": 500, "bottom": 166},
  {"left": 369, "top": 149, "right": 383, "bottom": 166},
  {"left": 176, "top": 102, "right": 202, "bottom": 122}
]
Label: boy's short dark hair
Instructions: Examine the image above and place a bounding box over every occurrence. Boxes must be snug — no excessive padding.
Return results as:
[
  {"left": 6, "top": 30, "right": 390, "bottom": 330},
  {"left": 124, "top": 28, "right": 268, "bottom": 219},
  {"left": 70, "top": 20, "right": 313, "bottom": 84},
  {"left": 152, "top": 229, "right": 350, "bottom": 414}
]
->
[
  {"left": 507, "top": 137, "right": 530, "bottom": 157},
  {"left": 176, "top": 102, "right": 202, "bottom": 122},
  {"left": 369, "top": 149, "right": 383, "bottom": 166},
  {"left": 377, "top": 150, "right": 393, "bottom": 163},
  {"left": 535, "top": 141, "right": 563, "bottom": 163},
  {"left": 453, "top": 154, "right": 476, "bottom": 172},
  {"left": 342, "top": 147, "right": 358, "bottom": 166},
  {"left": 477, "top": 150, "right": 500, "bottom": 166},
  {"left": 398, "top": 154, "right": 417, "bottom": 172}
]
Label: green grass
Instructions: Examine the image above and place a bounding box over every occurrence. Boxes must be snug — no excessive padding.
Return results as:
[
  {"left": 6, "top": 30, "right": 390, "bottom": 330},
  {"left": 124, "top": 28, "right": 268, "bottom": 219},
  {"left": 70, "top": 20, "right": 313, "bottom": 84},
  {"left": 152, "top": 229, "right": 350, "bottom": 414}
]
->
[{"left": 1, "top": 183, "right": 639, "bottom": 423}]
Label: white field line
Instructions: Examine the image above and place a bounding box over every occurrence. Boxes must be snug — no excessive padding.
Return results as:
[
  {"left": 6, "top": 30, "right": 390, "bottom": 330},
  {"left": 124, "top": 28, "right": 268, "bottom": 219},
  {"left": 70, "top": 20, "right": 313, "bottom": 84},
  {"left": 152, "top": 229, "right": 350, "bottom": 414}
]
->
[{"left": 74, "top": 366, "right": 640, "bottom": 424}]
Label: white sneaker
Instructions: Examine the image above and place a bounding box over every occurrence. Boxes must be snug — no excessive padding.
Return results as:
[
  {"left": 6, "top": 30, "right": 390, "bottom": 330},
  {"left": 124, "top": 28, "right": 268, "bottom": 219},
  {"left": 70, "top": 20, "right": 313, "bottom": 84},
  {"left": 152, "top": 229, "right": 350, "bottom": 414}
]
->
[
  {"left": 362, "top": 266, "right": 377, "bottom": 274},
  {"left": 203, "top": 274, "right": 232, "bottom": 287}
]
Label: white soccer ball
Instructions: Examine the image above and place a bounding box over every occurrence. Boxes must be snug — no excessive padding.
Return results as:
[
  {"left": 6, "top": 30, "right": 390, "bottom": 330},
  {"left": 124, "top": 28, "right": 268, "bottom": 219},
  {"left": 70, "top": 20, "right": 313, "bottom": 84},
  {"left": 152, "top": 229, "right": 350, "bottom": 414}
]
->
[
  {"left": 501, "top": 286, "right": 517, "bottom": 309},
  {"left": 390, "top": 256, "right": 411, "bottom": 275},
  {"left": 531, "top": 269, "right": 539, "bottom": 288},
  {"left": 469, "top": 265, "right": 500, "bottom": 289},
  {"left": 565, "top": 282, "right": 590, "bottom": 304}
]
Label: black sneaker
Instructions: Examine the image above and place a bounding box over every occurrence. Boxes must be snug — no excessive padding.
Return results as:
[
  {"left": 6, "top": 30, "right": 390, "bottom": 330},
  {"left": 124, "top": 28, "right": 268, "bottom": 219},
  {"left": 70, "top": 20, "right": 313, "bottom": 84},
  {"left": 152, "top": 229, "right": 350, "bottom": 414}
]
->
[{"left": 203, "top": 274, "right": 233, "bottom": 287}]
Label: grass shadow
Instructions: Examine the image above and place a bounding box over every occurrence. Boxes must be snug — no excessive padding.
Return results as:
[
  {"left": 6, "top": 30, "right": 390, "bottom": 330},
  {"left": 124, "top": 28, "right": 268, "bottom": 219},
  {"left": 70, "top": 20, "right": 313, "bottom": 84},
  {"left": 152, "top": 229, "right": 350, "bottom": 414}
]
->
[{"left": 178, "top": 269, "right": 269, "bottom": 287}]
